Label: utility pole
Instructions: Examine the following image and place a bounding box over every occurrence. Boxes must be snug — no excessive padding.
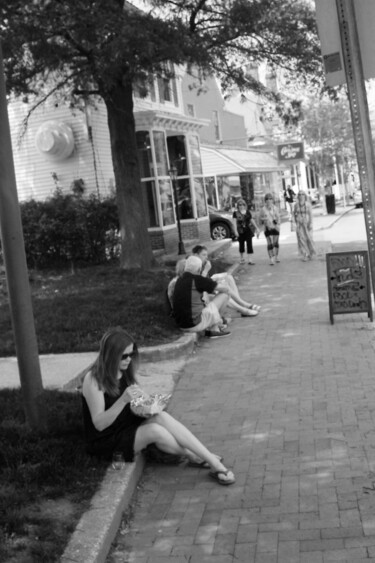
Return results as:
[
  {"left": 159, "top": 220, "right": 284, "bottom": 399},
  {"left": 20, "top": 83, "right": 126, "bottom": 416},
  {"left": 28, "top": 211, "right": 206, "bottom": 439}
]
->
[
  {"left": 0, "top": 44, "right": 45, "bottom": 429},
  {"left": 336, "top": 0, "right": 375, "bottom": 296}
]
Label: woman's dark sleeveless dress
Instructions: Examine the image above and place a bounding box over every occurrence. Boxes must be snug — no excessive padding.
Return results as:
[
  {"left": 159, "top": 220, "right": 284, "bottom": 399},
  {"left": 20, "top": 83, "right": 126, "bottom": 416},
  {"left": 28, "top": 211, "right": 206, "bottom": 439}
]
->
[{"left": 82, "top": 376, "right": 146, "bottom": 461}]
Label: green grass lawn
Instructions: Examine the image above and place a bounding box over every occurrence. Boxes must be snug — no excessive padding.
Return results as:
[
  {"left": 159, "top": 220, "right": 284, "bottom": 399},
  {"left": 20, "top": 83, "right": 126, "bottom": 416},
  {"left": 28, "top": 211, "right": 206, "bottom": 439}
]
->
[{"left": 0, "top": 263, "right": 181, "bottom": 356}]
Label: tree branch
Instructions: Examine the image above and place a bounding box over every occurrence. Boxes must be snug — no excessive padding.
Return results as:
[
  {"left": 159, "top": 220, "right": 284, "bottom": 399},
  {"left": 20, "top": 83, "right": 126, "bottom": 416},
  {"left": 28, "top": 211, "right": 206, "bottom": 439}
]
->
[
  {"left": 189, "top": 0, "right": 208, "bottom": 32},
  {"left": 17, "top": 71, "right": 80, "bottom": 146}
]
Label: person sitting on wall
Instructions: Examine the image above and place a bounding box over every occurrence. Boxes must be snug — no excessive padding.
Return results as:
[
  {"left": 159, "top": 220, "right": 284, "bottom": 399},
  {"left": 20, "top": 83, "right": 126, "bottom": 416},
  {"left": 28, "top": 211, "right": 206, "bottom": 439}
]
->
[{"left": 172, "top": 256, "right": 231, "bottom": 339}]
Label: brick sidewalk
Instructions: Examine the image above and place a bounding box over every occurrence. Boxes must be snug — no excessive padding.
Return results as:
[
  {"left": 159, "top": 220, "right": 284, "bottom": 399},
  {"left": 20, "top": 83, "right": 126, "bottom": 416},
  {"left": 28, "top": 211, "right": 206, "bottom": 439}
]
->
[{"left": 107, "top": 240, "right": 375, "bottom": 563}]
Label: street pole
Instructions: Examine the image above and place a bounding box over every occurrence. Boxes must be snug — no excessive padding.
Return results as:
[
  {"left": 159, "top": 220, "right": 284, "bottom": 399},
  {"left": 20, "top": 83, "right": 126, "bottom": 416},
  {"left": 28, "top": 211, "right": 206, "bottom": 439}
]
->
[
  {"left": 169, "top": 165, "right": 186, "bottom": 255},
  {"left": 336, "top": 0, "right": 375, "bottom": 296},
  {"left": 0, "top": 44, "right": 45, "bottom": 429}
]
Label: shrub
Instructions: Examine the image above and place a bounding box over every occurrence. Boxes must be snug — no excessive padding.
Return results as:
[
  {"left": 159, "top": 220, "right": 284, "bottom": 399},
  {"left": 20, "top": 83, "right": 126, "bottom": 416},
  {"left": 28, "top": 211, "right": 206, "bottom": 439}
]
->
[{"left": 18, "top": 190, "right": 119, "bottom": 269}]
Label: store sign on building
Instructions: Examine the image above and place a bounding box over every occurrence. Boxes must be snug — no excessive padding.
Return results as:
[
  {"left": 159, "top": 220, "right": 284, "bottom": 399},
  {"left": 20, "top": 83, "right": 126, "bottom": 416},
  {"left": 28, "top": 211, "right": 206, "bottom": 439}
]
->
[{"left": 277, "top": 141, "right": 304, "bottom": 163}]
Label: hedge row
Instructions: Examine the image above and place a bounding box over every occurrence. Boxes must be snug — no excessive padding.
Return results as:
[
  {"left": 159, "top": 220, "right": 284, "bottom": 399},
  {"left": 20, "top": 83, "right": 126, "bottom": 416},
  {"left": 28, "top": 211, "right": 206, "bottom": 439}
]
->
[{"left": 1, "top": 190, "right": 120, "bottom": 269}]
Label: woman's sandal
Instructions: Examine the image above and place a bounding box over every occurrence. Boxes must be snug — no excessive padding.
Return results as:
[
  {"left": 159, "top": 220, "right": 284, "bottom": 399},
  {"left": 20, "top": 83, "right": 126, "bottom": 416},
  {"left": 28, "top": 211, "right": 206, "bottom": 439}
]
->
[
  {"left": 188, "top": 455, "right": 223, "bottom": 469},
  {"left": 241, "top": 309, "right": 258, "bottom": 317},
  {"left": 209, "top": 469, "right": 236, "bottom": 486},
  {"left": 248, "top": 304, "right": 261, "bottom": 311}
]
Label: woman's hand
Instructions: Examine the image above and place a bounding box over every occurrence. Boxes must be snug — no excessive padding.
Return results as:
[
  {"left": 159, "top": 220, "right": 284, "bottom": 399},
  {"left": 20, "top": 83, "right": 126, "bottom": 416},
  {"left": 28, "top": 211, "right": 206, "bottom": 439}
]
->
[{"left": 122, "top": 384, "right": 142, "bottom": 404}]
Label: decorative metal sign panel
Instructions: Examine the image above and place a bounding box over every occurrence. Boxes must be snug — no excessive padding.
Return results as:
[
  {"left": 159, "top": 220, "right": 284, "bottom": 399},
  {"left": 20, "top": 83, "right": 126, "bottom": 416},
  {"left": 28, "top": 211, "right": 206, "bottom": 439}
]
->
[
  {"left": 276, "top": 142, "right": 304, "bottom": 163},
  {"left": 326, "top": 251, "right": 373, "bottom": 324}
]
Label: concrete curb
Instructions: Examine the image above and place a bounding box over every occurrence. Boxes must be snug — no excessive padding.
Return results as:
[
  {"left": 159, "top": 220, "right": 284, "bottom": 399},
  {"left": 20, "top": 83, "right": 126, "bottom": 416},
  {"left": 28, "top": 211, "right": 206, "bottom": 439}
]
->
[
  {"left": 139, "top": 332, "right": 198, "bottom": 362},
  {"left": 61, "top": 456, "right": 145, "bottom": 563},
  {"left": 315, "top": 205, "right": 353, "bottom": 231}
]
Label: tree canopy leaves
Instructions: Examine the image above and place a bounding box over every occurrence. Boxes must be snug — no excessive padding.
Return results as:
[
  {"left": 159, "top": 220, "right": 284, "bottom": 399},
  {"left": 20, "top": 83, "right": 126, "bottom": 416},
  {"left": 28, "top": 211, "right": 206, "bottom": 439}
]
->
[
  {"left": 0, "top": 0, "right": 324, "bottom": 269},
  {"left": 1, "top": 0, "right": 322, "bottom": 103}
]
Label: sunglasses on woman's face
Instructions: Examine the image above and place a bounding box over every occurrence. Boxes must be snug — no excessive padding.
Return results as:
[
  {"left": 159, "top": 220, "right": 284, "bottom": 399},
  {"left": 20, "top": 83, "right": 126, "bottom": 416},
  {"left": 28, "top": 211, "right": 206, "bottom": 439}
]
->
[{"left": 121, "top": 350, "right": 135, "bottom": 360}]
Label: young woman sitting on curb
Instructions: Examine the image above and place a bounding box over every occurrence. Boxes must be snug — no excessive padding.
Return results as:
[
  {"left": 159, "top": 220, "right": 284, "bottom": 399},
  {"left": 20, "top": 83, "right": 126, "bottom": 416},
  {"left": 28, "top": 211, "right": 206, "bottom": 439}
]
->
[{"left": 81, "top": 327, "right": 236, "bottom": 485}]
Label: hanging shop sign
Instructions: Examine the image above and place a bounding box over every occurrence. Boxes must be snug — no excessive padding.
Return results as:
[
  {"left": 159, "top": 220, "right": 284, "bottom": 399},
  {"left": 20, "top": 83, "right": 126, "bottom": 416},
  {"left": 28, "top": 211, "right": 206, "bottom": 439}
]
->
[
  {"left": 326, "top": 250, "right": 373, "bottom": 324},
  {"left": 277, "top": 141, "right": 304, "bottom": 164}
]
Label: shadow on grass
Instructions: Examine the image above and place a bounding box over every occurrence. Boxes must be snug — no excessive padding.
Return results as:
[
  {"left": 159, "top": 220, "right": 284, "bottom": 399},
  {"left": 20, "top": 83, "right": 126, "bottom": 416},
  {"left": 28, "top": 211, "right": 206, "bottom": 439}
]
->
[{"left": 0, "top": 388, "right": 109, "bottom": 563}]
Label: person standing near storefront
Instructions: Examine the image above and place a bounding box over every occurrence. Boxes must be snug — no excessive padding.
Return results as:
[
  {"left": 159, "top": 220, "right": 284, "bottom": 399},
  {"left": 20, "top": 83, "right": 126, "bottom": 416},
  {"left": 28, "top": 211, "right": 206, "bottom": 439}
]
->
[
  {"left": 232, "top": 199, "right": 260, "bottom": 265},
  {"left": 293, "top": 191, "right": 316, "bottom": 261},
  {"left": 285, "top": 185, "right": 296, "bottom": 217},
  {"left": 259, "top": 193, "right": 281, "bottom": 266}
]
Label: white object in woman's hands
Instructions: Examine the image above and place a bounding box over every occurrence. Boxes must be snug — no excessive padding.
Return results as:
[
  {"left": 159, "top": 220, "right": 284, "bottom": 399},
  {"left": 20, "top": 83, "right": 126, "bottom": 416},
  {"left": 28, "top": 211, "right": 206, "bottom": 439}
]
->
[
  {"left": 122, "top": 384, "right": 143, "bottom": 404},
  {"left": 130, "top": 391, "right": 171, "bottom": 418}
]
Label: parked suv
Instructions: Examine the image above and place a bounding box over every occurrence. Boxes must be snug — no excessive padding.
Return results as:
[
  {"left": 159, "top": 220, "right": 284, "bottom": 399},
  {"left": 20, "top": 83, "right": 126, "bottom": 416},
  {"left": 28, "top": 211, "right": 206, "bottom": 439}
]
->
[
  {"left": 208, "top": 205, "right": 237, "bottom": 240},
  {"left": 307, "top": 188, "right": 319, "bottom": 204}
]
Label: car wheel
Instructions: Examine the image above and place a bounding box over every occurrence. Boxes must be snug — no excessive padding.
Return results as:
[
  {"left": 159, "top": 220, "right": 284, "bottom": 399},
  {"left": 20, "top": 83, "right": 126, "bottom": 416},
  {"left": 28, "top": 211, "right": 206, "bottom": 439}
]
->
[{"left": 211, "top": 221, "right": 231, "bottom": 240}]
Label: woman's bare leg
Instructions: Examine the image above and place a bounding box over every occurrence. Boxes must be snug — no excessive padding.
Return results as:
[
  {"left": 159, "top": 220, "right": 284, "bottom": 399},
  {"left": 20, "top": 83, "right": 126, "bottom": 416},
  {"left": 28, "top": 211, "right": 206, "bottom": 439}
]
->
[
  {"left": 225, "top": 276, "right": 252, "bottom": 307},
  {"left": 272, "top": 235, "right": 280, "bottom": 260},
  {"left": 134, "top": 412, "right": 234, "bottom": 480},
  {"left": 266, "top": 236, "right": 275, "bottom": 261},
  {"left": 210, "top": 293, "right": 230, "bottom": 331}
]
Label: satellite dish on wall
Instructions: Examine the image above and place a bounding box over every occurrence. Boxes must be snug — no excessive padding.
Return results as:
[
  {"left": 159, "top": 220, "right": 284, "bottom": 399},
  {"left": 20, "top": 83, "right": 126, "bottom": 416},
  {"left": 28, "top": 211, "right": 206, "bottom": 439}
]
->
[{"left": 35, "top": 121, "right": 75, "bottom": 160}]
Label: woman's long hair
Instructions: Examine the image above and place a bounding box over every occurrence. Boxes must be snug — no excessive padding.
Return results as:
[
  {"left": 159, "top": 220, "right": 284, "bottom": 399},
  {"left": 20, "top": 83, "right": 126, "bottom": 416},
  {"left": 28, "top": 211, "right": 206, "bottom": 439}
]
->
[{"left": 91, "top": 327, "right": 139, "bottom": 397}]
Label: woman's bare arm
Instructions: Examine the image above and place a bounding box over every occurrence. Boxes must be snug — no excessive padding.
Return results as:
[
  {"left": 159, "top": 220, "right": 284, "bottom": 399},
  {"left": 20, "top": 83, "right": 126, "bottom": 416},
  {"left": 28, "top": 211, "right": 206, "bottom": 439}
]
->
[{"left": 82, "top": 373, "right": 133, "bottom": 432}]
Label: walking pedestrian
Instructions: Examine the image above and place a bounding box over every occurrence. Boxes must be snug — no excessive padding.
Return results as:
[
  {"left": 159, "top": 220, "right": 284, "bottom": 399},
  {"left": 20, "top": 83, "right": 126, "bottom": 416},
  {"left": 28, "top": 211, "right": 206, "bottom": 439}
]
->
[
  {"left": 232, "top": 199, "right": 260, "bottom": 265},
  {"left": 81, "top": 327, "right": 236, "bottom": 485},
  {"left": 293, "top": 190, "right": 316, "bottom": 261},
  {"left": 259, "top": 193, "right": 281, "bottom": 265},
  {"left": 285, "top": 185, "right": 296, "bottom": 217}
]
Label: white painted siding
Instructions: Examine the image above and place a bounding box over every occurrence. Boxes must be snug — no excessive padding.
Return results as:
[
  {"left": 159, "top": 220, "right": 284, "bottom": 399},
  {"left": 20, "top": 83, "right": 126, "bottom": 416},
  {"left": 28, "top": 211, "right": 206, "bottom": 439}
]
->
[
  {"left": 8, "top": 67, "right": 186, "bottom": 202},
  {"left": 9, "top": 99, "right": 115, "bottom": 201}
]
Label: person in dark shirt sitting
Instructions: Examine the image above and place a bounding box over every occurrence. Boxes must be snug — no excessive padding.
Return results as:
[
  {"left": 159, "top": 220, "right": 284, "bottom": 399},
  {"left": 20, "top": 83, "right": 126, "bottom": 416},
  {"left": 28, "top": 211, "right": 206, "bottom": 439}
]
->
[{"left": 173, "top": 256, "right": 231, "bottom": 339}]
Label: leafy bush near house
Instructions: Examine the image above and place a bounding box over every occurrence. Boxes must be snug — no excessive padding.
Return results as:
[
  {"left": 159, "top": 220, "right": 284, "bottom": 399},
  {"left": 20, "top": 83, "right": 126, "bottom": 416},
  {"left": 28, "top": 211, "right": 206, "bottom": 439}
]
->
[{"left": 17, "top": 190, "right": 120, "bottom": 269}]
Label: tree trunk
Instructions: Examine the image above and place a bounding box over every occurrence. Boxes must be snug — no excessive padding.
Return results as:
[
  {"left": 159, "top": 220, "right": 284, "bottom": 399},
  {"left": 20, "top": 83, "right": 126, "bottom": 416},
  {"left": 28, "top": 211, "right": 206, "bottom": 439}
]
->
[
  {"left": 105, "top": 79, "right": 156, "bottom": 269},
  {"left": 0, "top": 46, "right": 46, "bottom": 430}
]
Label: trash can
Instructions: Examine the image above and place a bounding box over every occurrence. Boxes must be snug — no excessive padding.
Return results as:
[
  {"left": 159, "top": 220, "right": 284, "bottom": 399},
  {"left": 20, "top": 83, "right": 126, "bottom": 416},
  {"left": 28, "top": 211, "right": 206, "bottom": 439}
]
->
[{"left": 325, "top": 194, "right": 336, "bottom": 214}]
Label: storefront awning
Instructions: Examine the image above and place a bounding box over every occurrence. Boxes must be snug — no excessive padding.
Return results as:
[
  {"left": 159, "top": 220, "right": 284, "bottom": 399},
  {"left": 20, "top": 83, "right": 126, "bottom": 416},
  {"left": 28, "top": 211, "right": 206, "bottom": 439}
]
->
[{"left": 201, "top": 145, "right": 284, "bottom": 176}]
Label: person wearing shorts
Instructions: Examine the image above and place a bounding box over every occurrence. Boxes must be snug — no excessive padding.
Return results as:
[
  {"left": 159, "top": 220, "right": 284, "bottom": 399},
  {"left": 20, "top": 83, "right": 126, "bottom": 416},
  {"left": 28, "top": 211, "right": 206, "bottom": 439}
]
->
[
  {"left": 172, "top": 256, "right": 231, "bottom": 339},
  {"left": 259, "top": 193, "right": 281, "bottom": 265}
]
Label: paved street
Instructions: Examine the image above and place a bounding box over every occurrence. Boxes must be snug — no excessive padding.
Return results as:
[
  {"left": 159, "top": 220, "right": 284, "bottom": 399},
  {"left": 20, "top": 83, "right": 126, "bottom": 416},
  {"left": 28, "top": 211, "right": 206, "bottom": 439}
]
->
[{"left": 107, "top": 212, "right": 375, "bottom": 563}]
